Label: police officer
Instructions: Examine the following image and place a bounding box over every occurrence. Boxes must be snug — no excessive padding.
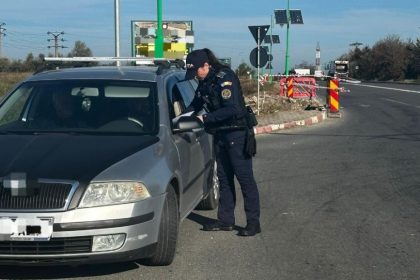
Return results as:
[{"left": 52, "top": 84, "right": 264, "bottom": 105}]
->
[{"left": 184, "top": 48, "right": 261, "bottom": 236}]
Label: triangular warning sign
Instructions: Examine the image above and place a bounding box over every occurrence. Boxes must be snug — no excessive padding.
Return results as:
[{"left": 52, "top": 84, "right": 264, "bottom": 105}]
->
[{"left": 248, "top": 25, "right": 270, "bottom": 45}]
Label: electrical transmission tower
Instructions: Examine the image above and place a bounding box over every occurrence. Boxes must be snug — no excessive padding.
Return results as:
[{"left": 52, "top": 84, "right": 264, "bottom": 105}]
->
[
  {"left": 0, "top": 23, "right": 6, "bottom": 58},
  {"left": 349, "top": 42, "right": 363, "bottom": 49},
  {"left": 47, "top": 31, "right": 67, "bottom": 57}
]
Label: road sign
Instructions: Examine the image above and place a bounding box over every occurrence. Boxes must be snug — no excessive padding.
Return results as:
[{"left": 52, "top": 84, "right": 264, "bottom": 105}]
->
[
  {"left": 248, "top": 25, "right": 270, "bottom": 45},
  {"left": 249, "top": 47, "right": 268, "bottom": 68}
]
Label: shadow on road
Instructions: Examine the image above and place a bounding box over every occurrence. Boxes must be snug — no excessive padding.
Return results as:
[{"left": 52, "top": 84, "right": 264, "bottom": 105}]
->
[
  {"left": 0, "top": 261, "right": 139, "bottom": 279},
  {"left": 187, "top": 212, "right": 244, "bottom": 231}
]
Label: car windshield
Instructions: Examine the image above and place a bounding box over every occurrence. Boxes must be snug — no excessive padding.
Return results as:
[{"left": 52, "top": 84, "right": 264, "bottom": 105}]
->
[{"left": 0, "top": 80, "right": 158, "bottom": 135}]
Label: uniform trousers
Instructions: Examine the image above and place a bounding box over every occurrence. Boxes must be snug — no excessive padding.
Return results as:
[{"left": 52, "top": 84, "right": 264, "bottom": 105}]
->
[{"left": 215, "top": 130, "right": 260, "bottom": 226}]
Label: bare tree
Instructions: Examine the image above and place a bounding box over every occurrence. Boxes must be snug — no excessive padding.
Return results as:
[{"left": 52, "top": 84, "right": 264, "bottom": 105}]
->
[{"left": 371, "top": 35, "right": 408, "bottom": 81}]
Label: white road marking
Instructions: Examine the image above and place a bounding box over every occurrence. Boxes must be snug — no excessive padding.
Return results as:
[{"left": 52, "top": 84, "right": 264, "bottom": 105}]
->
[
  {"left": 348, "top": 83, "right": 420, "bottom": 94},
  {"left": 382, "top": 98, "right": 420, "bottom": 109}
]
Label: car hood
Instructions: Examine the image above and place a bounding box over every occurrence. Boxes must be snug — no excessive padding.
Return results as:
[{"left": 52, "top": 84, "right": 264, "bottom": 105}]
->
[{"left": 0, "top": 134, "right": 159, "bottom": 185}]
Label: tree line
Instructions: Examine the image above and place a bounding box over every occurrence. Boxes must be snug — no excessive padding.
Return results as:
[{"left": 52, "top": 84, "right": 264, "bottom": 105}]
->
[
  {"left": 0, "top": 41, "right": 94, "bottom": 72},
  {"left": 338, "top": 35, "right": 420, "bottom": 81},
  {"left": 1, "top": 35, "right": 419, "bottom": 81}
]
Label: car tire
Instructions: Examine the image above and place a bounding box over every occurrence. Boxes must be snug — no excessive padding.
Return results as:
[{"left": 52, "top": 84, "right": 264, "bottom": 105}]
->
[
  {"left": 197, "top": 161, "right": 219, "bottom": 210},
  {"left": 143, "top": 184, "right": 179, "bottom": 266}
]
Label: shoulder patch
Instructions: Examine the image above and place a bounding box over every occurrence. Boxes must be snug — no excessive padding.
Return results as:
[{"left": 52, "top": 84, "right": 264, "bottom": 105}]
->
[
  {"left": 220, "top": 81, "right": 232, "bottom": 87},
  {"left": 221, "top": 89, "right": 232, "bottom": 99}
]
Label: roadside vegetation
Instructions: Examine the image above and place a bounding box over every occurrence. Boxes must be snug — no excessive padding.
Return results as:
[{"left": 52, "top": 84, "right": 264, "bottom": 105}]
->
[
  {"left": 0, "top": 72, "right": 31, "bottom": 98},
  {"left": 339, "top": 35, "right": 420, "bottom": 82},
  {"left": 0, "top": 41, "right": 95, "bottom": 98},
  {"left": 1, "top": 35, "right": 418, "bottom": 100}
]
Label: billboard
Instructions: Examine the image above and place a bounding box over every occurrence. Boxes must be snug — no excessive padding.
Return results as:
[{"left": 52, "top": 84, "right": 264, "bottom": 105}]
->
[{"left": 131, "top": 20, "right": 194, "bottom": 59}]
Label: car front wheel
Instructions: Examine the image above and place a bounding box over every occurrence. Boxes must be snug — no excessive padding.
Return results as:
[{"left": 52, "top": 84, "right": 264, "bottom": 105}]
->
[
  {"left": 197, "top": 161, "right": 219, "bottom": 210},
  {"left": 143, "top": 184, "right": 179, "bottom": 266}
]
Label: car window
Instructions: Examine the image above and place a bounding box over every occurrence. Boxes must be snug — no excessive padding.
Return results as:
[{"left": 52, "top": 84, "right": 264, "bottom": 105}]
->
[
  {"left": 0, "top": 80, "right": 158, "bottom": 135},
  {"left": 176, "top": 79, "right": 197, "bottom": 109},
  {"left": 0, "top": 86, "right": 33, "bottom": 127},
  {"left": 171, "top": 79, "right": 197, "bottom": 114}
]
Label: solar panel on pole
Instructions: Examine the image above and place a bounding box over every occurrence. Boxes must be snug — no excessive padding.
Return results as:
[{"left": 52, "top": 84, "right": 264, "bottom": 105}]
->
[
  {"left": 272, "top": 35, "right": 280, "bottom": 44},
  {"left": 290, "top": 10, "right": 304, "bottom": 24},
  {"left": 274, "top": 10, "right": 288, "bottom": 25}
]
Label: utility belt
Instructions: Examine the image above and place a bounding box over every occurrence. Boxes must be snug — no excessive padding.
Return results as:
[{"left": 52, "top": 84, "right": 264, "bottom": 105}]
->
[
  {"left": 205, "top": 105, "right": 257, "bottom": 134},
  {"left": 212, "top": 125, "right": 257, "bottom": 158},
  {"left": 220, "top": 105, "right": 258, "bottom": 130},
  {"left": 206, "top": 117, "right": 247, "bottom": 134}
]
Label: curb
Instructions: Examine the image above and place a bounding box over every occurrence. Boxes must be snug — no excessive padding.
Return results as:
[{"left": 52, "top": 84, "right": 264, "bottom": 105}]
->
[{"left": 254, "top": 111, "right": 327, "bottom": 135}]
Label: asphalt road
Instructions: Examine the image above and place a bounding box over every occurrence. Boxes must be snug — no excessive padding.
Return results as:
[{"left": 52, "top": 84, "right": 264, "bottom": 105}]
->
[{"left": 1, "top": 82, "right": 420, "bottom": 280}]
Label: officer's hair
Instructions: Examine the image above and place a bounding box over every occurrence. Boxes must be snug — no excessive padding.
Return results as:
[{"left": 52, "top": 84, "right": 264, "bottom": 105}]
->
[{"left": 202, "top": 48, "right": 226, "bottom": 71}]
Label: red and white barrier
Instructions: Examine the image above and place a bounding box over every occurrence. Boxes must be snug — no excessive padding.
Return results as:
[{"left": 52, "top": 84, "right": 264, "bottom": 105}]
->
[{"left": 280, "top": 76, "right": 317, "bottom": 99}]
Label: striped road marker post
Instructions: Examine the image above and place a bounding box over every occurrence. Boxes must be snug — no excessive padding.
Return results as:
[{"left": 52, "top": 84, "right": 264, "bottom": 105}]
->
[
  {"left": 287, "top": 76, "right": 294, "bottom": 98},
  {"left": 328, "top": 77, "right": 341, "bottom": 118}
]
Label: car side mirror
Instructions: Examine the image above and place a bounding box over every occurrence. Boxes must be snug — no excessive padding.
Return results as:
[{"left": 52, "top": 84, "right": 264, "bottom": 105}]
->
[{"left": 173, "top": 116, "right": 203, "bottom": 133}]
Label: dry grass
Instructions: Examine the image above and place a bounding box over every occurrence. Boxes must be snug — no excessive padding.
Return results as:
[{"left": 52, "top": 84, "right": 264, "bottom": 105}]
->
[
  {"left": 240, "top": 78, "right": 321, "bottom": 115},
  {"left": 0, "top": 72, "right": 31, "bottom": 98}
]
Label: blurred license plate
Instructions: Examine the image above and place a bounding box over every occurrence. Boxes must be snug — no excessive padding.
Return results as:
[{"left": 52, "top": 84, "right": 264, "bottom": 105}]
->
[{"left": 0, "top": 217, "right": 53, "bottom": 241}]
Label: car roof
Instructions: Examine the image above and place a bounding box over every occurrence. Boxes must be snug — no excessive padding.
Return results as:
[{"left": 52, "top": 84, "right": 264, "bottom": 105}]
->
[{"left": 26, "top": 66, "right": 185, "bottom": 83}]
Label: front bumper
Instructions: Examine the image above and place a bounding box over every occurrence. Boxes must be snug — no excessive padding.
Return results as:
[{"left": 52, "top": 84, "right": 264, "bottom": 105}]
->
[{"left": 0, "top": 193, "right": 166, "bottom": 266}]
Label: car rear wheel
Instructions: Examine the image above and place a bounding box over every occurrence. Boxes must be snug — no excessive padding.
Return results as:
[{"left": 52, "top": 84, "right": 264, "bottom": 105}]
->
[
  {"left": 197, "top": 161, "right": 219, "bottom": 210},
  {"left": 143, "top": 184, "right": 179, "bottom": 266}
]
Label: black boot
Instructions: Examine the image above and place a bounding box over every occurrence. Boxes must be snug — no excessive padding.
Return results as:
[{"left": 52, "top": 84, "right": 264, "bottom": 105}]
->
[
  {"left": 238, "top": 223, "right": 261, "bottom": 237},
  {"left": 202, "top": 221, "right": 234, "bottom": 231}
]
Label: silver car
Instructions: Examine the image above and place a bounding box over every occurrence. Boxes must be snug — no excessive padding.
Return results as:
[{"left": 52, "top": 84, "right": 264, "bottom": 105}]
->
[{"left": 0, "top": 65, "right": 219, "bottom": 266}]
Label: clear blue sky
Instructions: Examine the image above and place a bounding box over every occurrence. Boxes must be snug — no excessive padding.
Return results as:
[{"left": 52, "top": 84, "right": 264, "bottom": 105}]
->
[{"left": 1, "top": 0, "right": 419, "bottom": 73}]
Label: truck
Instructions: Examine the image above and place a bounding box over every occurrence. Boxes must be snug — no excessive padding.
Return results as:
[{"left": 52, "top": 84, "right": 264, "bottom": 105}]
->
[
  {"left": 294, "top": 68, "right": 311, "bottom": 76},
  {"left": 327, "top": 60, "right": 349, "bottom": 79}
]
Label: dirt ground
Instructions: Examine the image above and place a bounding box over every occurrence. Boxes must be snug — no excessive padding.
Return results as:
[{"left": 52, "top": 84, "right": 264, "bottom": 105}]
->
[{"left": 240, "top": 78, "right": 324, "bottom": 115}]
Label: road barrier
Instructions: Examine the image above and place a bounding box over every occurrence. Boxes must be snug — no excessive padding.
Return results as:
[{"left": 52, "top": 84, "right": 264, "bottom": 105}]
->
[
  {"left": 280, "top": 76, "right": 317, "bottom": 99},
  {"left": 327, "top": 77, "right": 340, "bottom": 114},
  {"left": 287, "top": 77, "right": 294, "bottom": 98}
]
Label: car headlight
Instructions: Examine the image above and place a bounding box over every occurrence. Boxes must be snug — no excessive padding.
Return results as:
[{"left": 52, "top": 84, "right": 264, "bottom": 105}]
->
[{"left": 79, "top": 182, "right": 151, "bottom": 208}]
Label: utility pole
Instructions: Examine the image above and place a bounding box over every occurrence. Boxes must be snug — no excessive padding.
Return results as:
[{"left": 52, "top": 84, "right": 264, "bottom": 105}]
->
[
  {"left": 47, "top": 31, "right": 66, "bottom": 57},
  {"left": 155, "top": 0, "right": 164, "bottom": 58},
  {"left": 269, "top": 15, "right": 273, "bottom": 83},
  {"left": 275, "top": 1, "right": 303, "bottom": 76},
  {"left": 114, "top": 0, "right": 121, "bottom": 66},
  {"left": 0, "top": 23, "right": 6, "bottom": 58},
  {"left": 284, "top": 0, "right": 291, "bottom": 76}
]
